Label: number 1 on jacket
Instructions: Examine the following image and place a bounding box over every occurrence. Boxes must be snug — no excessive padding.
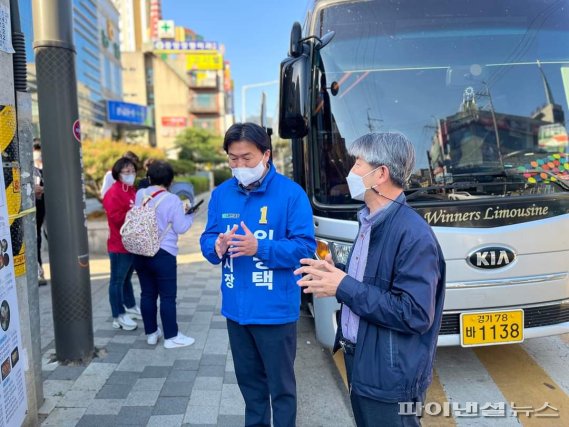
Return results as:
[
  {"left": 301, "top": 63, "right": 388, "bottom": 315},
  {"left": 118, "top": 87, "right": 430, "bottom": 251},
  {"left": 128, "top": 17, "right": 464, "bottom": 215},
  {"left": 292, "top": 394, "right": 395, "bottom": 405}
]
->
[{"left": 259, "top": 206, "right": 268, "bottom": 224}]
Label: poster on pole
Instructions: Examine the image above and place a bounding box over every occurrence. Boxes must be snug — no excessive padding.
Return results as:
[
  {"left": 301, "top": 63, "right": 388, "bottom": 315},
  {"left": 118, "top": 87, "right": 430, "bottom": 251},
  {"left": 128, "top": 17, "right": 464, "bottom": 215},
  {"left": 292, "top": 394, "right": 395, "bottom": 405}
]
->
[
  {"left": 0, "top": 105, "right": 27, "bottom": 426},
  {"left": 0, "top": 4, "right": 15, "bottom": 54}
]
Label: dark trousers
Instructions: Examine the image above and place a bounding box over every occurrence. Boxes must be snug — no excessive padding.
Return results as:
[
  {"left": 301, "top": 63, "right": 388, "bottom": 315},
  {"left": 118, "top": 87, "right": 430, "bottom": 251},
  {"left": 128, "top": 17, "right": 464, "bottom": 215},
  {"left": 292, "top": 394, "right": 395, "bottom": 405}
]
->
[
  {"left": 36, "top": 199, "right": 45, "bottom": 266},
  {"left": 344, "top": 352, "right": 423, "bottom": 427},
  {"left": 108, "top": 252, "right": 136, "bottom": 318},
  {"left": 227, "top": 319, "right": 297, "bottom": 427},
  {"left": 133, "top": 249, "right": 178, "bottom": 339}
]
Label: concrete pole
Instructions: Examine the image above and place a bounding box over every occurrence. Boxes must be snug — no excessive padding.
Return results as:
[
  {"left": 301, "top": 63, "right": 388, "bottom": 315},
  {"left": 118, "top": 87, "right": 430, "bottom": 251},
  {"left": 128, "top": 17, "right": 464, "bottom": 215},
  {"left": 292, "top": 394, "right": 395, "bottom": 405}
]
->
[
  {"left": 0, "top": 0, "right": 43, "bottom": 422},
  {"left": 32, "top": 0, "right": 94, "bottom": 361}
]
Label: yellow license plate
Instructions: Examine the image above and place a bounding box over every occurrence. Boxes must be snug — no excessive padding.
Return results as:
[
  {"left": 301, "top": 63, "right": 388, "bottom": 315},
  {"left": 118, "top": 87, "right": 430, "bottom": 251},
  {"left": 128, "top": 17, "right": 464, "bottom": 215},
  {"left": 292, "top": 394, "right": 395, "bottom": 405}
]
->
[{"left": 460, "top": 309, "right": 524, "bottom": 347}]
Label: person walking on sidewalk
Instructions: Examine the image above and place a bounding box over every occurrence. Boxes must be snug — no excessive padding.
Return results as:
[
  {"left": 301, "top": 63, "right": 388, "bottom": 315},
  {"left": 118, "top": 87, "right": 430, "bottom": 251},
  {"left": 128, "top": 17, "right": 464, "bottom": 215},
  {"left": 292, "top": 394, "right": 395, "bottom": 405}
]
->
[
  {"left": 200, "top": 123, "right": 316, "bottom": 427},
  {"left": 295, "top": 132, "right": 446, "bottom": 427},
  {"left": 133, "top": 160, "right": 196, "bottom": 349},
  {"left": 102, "top": 157, "right": 142, "bottom": 331},
  {"left": 33, "top": 140, "right": 47, "bottom": 286}
]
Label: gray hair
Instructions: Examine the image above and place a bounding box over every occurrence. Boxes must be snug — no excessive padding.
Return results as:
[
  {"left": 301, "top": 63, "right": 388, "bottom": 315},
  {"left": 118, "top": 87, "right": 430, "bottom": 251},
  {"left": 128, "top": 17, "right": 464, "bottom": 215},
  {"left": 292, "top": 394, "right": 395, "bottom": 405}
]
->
[{"left": 347, "top": 132, "right": 416, "bottom": 187}]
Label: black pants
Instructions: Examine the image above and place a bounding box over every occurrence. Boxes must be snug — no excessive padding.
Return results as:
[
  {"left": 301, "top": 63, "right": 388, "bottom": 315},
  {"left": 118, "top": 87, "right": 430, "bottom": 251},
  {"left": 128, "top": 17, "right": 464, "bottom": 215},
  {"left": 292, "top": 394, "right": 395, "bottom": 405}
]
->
[
  {"left": 133, "top": 250, "right": 178, "bottom": 339},
  {"left": 344, "top": 352, "right": 423, "bottom": 427},
  {"left": 227, "top": 319, "right": 297, "bottom": 427},
  {"left": 36, "top": 199, "right": 45, "bottom": 266}
]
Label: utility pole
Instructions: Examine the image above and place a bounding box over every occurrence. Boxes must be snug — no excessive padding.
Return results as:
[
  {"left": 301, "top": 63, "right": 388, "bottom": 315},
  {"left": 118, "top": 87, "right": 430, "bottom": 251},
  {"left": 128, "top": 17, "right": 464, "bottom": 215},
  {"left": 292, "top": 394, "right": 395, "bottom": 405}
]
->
[
  {"left": 260, "top": 91, "right": 267, "bottom": 127},
  {"left": 32, "top": 0, "right": 94, "bottom": 361},
  {"left": 241, "top": 80, "right": 278, "bottom": 122}
]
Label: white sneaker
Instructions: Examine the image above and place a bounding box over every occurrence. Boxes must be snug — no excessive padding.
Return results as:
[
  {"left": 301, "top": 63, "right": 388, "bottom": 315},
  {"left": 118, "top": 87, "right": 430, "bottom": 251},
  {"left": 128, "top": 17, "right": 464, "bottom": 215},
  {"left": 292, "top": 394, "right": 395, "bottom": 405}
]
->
[
  {"left": 112, "top": 314, "right": 137, "bottom": 331},
  {"left": 124, "top": 305, "right": 142, "bottom": 320},
  {"left": 163, "top": 332, "right": 195, "bottom": 349},
  {"left": 147, "top": 327, "right": 162, "bottom": 345}
]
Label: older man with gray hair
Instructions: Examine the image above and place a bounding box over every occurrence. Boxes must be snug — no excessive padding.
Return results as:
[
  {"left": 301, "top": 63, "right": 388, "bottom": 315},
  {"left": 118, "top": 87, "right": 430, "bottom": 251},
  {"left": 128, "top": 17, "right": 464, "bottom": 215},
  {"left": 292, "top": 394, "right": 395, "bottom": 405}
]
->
[{"left": 296, "top": 132, "right": 446, "bottom": 427}]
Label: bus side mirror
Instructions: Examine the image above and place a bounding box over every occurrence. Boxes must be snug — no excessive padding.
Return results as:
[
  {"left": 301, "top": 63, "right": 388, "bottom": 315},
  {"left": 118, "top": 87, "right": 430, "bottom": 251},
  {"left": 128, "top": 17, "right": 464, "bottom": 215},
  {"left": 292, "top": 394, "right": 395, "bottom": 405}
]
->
[
  {"left": 290, "top": 22, "right": 303, "bottom": 57},
  {"left": 279, "top": 53, "right": 309, "bottom": 139}
]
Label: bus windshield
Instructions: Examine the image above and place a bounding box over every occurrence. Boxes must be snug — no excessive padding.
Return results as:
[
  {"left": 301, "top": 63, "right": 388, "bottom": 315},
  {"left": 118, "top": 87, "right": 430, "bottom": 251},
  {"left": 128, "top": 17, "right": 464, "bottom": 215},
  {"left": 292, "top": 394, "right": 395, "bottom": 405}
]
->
[{"left": 311, "top": 0, "right": 569, "bottom": 206}]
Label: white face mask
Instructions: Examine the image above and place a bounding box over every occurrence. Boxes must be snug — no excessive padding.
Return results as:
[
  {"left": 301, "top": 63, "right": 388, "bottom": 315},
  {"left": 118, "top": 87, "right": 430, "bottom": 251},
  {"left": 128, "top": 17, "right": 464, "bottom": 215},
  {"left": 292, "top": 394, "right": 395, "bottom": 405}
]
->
[
  {"left": 346, "top": 166, "right": 381, "bottom": 201},
  {"left": 232, "top": 156, "right": 267, "bottom": 186},
  {"left": 120, "top": 173, "right": 136, "bottom": 186}
]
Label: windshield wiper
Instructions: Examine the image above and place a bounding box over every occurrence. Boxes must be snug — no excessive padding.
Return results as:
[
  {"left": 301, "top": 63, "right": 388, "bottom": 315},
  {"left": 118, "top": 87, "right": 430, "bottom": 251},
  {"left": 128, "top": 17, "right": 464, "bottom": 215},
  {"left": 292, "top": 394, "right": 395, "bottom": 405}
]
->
[
  {"left": 407, "top": 169, "right": 569, "bottom": 201},
  {"left": 405, "top": 181, "right": 480, "bottom": 201}
]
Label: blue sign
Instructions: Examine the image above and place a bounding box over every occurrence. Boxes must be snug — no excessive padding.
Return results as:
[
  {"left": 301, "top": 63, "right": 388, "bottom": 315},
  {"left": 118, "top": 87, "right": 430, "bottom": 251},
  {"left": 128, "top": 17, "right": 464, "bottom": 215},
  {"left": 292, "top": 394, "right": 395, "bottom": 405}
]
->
[{"left": 106, "top": 101, "right": 148, "bottom": 125}]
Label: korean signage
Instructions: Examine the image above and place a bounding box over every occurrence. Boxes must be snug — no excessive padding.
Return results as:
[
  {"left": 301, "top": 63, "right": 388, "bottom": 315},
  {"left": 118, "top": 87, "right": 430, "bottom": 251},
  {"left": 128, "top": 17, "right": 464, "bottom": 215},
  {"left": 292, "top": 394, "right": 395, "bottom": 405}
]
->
[
  {"left": 106, "top": 101, "right": 148, "bottom": 126},
  {"left": 153, "top": 40, "right": 219, "bottom": 52},
  {"left": 186, "top": 51, "right": 223, "bottom": 71},
  {"left": 161, "top": 117, "right": 187, "bottom": 127}
]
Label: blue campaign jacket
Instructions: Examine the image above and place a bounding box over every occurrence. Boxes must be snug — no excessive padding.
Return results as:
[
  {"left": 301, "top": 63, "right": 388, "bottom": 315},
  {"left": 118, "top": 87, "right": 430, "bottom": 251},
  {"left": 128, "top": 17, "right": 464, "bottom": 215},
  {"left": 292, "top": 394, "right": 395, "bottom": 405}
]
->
[
  {"left": 200, "top": 166, "right": 316, "bottom": 324},
  {"left": 334, "top": 196, "right": 446, "bottom": 403}
]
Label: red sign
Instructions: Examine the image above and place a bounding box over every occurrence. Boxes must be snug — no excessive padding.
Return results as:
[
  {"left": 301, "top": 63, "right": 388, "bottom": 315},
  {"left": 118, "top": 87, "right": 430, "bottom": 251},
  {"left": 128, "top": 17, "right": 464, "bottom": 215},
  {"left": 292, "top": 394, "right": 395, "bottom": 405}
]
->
[
  {"left": 161, "top": 117, "right": 187, "bottom": 127},
  {"left": 73, "top": 120, "right": 81, "bottom": 142}
]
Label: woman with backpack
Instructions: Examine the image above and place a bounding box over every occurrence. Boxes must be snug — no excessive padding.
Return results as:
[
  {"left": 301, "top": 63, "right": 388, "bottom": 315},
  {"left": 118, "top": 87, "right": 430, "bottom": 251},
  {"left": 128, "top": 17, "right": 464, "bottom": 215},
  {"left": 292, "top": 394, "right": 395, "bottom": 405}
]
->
[
  {"left": 131, "top": 160, "right": 196, "bottom": 348},
  {"left": 102, "top": 157, "right": 142, "bottom": 331}
]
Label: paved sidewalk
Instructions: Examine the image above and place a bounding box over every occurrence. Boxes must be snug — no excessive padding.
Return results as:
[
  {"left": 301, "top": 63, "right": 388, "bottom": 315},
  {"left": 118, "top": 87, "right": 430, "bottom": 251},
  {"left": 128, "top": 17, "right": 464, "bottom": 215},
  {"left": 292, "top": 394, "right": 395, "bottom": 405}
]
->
[{"left": 37, "top": 202, "right": 354, "bottom": 426}]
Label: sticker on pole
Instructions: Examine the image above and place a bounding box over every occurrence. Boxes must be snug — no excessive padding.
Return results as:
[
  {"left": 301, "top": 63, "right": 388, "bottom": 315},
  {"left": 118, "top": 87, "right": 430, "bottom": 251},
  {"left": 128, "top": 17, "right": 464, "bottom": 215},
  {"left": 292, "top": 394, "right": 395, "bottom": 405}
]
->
[{"left": 73, "top": 120, "right": 81, "bottom": 142}]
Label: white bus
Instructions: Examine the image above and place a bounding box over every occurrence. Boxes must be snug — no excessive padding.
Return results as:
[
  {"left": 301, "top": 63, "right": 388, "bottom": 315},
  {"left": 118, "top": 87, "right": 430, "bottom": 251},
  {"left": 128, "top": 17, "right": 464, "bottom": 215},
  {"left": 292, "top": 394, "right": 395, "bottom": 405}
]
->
[{"left": 278, "top": 0, "right": 569, "bottom": 348}]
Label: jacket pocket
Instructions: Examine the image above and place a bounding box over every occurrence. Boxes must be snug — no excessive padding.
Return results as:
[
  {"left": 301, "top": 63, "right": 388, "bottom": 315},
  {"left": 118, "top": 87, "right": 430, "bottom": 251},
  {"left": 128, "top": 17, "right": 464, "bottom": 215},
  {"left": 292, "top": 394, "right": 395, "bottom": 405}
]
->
[{"left": 354, "top": 326, "right": 403, "bottom": 394}]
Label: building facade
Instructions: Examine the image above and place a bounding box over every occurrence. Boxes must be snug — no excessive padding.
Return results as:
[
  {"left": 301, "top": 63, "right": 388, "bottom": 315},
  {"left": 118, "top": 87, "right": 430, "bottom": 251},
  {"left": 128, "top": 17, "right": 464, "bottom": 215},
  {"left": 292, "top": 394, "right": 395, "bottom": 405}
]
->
[
  {"left": 21, "top": 0, "right": 233, "bottom": 146},
  {"left": 113, "top": 0, "right": 152, "bottom": 53},
  {"left": 152, "top": 34, "right": 234, "bottom": 136},
  {"left": 122, "top": 52, "right": 190, "bottom": 153},
  {"left": 21, "top": 0, "right": 127, "bottom": 140}
]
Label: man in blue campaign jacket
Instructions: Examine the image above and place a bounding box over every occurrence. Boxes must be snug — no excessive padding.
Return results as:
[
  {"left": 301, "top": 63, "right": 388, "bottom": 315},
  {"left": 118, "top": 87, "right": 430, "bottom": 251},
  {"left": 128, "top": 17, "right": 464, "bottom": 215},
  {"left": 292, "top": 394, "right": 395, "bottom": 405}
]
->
[
  {"left": 296, "top": 132, "right": 445, "bottom": 427},
  {"left": 200, "top": 123, "right": 315, "bottom": 427}
]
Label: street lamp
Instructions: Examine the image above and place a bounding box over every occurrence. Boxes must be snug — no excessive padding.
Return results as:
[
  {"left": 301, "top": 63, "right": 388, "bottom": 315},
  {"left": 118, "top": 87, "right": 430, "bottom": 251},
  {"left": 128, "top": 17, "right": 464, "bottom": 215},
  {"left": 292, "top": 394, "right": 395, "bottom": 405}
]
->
[{"left": 241, "top": 80, "right": 278, "bottom": 123}]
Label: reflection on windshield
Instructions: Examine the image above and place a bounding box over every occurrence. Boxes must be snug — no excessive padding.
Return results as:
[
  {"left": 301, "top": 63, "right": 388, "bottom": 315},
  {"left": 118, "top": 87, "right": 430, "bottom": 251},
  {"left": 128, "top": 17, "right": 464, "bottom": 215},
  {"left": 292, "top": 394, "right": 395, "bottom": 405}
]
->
[{"left": 311, "top": 0, "right": 569, "bottom": 205}]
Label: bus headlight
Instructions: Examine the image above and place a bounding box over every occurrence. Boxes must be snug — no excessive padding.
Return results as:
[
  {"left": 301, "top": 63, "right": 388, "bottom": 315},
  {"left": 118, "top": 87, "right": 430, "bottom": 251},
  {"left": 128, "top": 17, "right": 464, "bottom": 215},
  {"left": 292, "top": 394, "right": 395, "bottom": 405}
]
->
[{"left": 315, "top": 239, "right": 352, "bottom": 265}]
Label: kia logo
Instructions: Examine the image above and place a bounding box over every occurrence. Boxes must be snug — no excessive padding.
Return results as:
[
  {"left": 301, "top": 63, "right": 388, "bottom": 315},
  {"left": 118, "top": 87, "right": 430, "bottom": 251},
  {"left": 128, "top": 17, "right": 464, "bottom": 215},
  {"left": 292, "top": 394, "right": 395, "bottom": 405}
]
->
[{"left": 467, "top": 246, "right": 516, "bottom": 269}]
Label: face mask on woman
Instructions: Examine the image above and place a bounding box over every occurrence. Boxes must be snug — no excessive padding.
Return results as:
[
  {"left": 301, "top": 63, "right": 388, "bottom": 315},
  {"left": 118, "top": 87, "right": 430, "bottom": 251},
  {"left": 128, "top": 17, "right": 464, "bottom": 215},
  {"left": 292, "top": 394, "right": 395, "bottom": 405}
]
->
[
  {"left": 232, "top": 154, "right": 268, "bottom": 186},
  {"left": 120, "top": 173, "right": 136, "bottom": 186}
]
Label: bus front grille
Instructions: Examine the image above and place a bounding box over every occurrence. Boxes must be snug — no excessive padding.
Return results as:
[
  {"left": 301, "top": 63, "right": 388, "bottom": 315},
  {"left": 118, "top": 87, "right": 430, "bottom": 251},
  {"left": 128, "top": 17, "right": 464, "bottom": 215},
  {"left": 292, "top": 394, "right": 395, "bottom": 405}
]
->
[{"left": 439, "top": 302, "right": 569, "bottom": 335}]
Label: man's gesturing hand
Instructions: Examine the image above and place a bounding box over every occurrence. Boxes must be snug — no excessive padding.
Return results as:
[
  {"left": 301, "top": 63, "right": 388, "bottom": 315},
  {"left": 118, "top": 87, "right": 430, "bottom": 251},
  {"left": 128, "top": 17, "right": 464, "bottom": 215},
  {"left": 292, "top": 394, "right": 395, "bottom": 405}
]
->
[
  {"left": 227, "top": 222, "right": 258, "bottom": 258},
  {"left": 294, "top": 258, "right": 347, "bottom": 298},
  {"left": 215, "top": 225, "right": 238, "bottom": 259}
]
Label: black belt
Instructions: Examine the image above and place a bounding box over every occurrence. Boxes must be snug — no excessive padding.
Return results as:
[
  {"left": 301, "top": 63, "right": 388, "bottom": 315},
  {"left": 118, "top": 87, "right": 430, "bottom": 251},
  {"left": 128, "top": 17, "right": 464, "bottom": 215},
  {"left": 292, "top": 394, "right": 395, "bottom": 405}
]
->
[{"left": 339, "top": 338, "right": 356, "bottom": 355}]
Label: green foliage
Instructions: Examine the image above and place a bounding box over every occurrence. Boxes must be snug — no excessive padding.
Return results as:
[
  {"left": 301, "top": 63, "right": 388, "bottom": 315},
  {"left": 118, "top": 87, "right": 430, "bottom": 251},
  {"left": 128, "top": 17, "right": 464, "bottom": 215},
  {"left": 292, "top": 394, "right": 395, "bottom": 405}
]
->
[
  {"left": 175, "top": 175, "right": 210, "bottom": 195},
  {"left": 175, "top": 127, "right": 225, "bottom": 165},
  {"left": 82, "top": 139, "right": 165, "bottom": 200},
  {"left": 213, "top": 167, "right": 232, "bottom": 186},
  {"left": 170, "top": 158, "right": 196, "bottom": 176}
]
